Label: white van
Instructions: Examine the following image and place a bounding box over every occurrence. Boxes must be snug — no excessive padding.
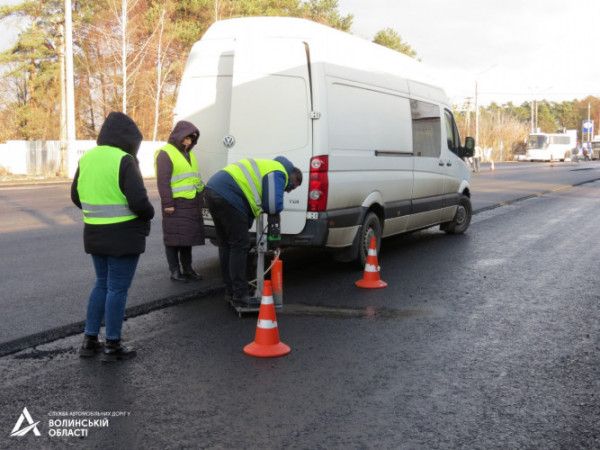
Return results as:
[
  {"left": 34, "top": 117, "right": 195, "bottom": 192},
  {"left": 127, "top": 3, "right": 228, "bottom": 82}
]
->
[{"left": 174, "top": 17, "right": 474, "bottom": 266}]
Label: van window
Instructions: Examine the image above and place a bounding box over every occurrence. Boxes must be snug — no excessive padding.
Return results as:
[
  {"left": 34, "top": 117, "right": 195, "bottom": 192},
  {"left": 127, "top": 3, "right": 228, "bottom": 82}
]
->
[
  {"left": 444, "top": 109, "right": 461, "bottom": 154},
  {"left": 328, "top": 82, "right": 412, "bottom": 152},
  {"left": 411, "top": 100, "right": 440, "bottom": 158}
]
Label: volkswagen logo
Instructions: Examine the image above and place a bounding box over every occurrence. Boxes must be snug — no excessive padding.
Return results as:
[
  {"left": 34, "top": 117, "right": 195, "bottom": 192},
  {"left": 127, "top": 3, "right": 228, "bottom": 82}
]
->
[{"left": 222, "top": 135, "right": 236, "bottom": 148}]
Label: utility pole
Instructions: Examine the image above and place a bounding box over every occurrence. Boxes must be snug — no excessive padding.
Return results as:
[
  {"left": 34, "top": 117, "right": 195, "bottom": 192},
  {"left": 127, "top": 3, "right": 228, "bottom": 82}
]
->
[
  {"left": 63, "top": 0, "right": 76, "bottom": 176},
  {"left": 474, "top": 81, "right": 479, "bottom": 146},
  {"left": 588, "top": 103, "right": 591, "bottom": 144},
  {"left": 474, "top": 65, "right": 496, "bottom": 148},
  {"left": 59, "top": 25, "right": 67, "bottom": 177},
  {"left": 122, "top": 0, "right": 127, "bottom": 113}
]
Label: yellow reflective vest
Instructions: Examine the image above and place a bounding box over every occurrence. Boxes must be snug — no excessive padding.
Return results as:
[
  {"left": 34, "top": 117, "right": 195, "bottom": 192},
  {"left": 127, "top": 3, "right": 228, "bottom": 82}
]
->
[
  {"left": 223, "top": 159, "right": 288, "bottom": 218},
  {"left": 77, "top": 146, "right": 137, "bottom": 225},
  {"left": 154, "top": 143, "right": 204, "bottom": 199}
]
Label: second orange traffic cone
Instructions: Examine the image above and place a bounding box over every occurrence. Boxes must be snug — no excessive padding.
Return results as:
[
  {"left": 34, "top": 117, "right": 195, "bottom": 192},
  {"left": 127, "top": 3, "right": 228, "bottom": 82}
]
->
[
  {"left": 243, "top": 281, "right": 291, "bottom": 358},
  {"left": 271, "top": 256, "right": 283, "bottom": 307},
  {"left": 490, "top": 160, "right": 495, "bottom": 171},
  {"left": 355, "top": 237, "right": 387, "bottom": 289}
]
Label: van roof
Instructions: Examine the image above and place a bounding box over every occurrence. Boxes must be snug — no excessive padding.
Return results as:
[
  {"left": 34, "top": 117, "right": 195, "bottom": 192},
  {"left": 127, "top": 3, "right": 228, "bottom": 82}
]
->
[{"left": 203, "top": 17, "right": 446, "bottom": 103}]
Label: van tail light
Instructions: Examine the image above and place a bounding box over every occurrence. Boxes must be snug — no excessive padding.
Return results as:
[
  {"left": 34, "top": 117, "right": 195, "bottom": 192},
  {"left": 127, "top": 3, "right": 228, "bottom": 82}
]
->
[{"left": 308, "top": 156, "right": 328, "bottom": 212}]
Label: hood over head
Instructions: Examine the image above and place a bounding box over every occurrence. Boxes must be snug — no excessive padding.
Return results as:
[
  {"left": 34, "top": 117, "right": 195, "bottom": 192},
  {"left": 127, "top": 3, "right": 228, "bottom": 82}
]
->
[
  {"left": 274, "top": 156, "right": 293, "bottom": 175},
  {"left": 168, "top": 121, "right": 200, "bottom": 152},
  {"left": 96, "top": 112, "right": 143, "bottom": 157}
]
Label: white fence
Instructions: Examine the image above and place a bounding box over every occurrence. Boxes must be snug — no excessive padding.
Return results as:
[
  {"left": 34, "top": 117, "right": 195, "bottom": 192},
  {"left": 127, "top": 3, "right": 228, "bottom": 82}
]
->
[{"left": 0, "top": 140, "right": 167, "bottom": 178}]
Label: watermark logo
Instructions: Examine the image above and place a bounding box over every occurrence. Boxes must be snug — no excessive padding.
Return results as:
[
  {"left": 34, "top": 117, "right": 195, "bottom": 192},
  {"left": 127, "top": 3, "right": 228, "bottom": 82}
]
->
[{"left": 10, "top": 407, "right": 41, "bottom": 437}]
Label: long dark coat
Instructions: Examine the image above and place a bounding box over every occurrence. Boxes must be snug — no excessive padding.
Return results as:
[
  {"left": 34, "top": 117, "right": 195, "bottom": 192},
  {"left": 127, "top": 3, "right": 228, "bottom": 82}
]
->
[{"left": 156, "top": 121, "right": 205, "bottom": 247}]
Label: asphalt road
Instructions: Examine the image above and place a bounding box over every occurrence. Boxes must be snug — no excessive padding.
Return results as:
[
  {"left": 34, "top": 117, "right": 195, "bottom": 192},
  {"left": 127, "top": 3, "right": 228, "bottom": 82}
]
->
[
  {"left": 1, "top": 161, "right": 600, "bottom": 355},
  {"left": 0, "top": 161, "right": 598, "bottom": 449}
]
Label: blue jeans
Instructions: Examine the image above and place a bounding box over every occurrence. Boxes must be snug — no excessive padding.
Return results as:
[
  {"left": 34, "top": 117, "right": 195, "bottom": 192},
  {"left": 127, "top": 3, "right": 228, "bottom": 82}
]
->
[{"left": 84, "top": 254, "right": 140, "bottom": 340}]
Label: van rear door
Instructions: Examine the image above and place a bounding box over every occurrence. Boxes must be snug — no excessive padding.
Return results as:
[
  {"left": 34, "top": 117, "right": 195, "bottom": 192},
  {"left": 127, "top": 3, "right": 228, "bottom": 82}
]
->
[{"left": 228, "top": 36, "right": 312, "bottom": 234}]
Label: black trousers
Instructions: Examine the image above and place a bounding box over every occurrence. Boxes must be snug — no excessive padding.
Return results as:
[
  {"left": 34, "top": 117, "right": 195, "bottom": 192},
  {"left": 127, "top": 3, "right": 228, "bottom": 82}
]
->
[
  {"left": 165, "top": 246, "right": 192, "bottom": 272},
  {"left": 204, "top": 188, "right": 251, "bottom": 298}
]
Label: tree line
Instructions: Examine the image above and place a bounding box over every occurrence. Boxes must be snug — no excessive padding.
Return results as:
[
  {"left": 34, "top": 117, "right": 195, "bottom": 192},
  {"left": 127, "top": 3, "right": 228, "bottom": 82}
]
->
[
  {"left": 0, "top": 0, "right": 595, "bottom": 161},
  {"left": 0, "top": 0, "right": 360, "bottom": 142}
]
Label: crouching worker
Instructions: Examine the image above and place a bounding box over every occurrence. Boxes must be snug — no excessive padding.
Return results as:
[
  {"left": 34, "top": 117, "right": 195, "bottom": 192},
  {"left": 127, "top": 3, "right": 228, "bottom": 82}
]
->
[
  {"left": 204, "top": 157, "right": 302, "bottom": 308},
  {"left": 71, "top": 112, "right": 155, "bottom": 362},
  {"left": 155, "top": 121, "right": 205, "bottom": 282}
]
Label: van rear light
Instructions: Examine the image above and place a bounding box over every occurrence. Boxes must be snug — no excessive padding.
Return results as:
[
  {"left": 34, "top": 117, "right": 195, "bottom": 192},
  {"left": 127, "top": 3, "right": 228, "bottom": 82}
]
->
[{"left": 308, "top": 156, "right": 329, "bottom": 212}]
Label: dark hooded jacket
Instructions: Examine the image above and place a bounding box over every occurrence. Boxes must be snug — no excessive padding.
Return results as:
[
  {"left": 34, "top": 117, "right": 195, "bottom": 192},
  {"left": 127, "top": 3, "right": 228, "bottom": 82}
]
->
[
  {"left": 71, "top": 112, "right": 155, "bottom": 257},
  {"left": 155, "top": 120, "right": 205, "bottom": 247}
]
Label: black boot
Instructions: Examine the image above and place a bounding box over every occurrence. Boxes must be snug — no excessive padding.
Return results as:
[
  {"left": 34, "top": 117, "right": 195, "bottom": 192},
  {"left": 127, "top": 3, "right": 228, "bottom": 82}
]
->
[
  {"left": 182, "top": 267, "right": 203, "bottom": 281},
  {"left": 79, "top": 334, "right": 104, "bottom": 358},
  {"left": 170, "top": 269, "right": 188, "bottom": 282},
  {"left": 101, "top": 339, "right": 137, "bottom": 362},
  {"left": 232, "top": 295, "right": 261, "bottom": 308}
]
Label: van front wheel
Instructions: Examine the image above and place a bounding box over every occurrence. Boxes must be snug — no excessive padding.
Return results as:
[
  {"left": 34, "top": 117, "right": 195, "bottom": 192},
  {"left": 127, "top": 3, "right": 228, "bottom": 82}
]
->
[
  {"left": 441, "top": 194, "right": 472, "bottom": 234},
  {"left": 357, "top": 212, "right": 382, "bottom": 268}
]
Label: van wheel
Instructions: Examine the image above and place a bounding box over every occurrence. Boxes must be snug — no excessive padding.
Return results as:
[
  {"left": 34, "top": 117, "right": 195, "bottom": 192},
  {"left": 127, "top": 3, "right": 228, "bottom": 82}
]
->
[
  {"left": 441, "top": 194, "right": 472, "bottom": 234},
  {"left": 357, "top": 212, "right": 382, "bottom": 268}
]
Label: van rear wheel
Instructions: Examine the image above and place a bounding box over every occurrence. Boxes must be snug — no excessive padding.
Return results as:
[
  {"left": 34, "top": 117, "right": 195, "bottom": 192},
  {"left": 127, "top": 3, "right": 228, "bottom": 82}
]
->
[
  {"left": 357, "top": 212, "right": 382, "bottom": 268},
  {"left": 441, "top": 194, "right": 472, "bottom": 234}
]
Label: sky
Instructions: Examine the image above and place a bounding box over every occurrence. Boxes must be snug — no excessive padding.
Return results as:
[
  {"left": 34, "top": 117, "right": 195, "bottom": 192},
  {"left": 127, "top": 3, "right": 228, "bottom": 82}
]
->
[{"left": 337, "top": 0, "right": 600, "bottom": 107}]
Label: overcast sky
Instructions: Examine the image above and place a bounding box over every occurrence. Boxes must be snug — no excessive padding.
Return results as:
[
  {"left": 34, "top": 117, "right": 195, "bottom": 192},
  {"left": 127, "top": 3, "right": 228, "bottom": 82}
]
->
[{"left": 337, "top": 0, "right": 599, "bottom": 106}]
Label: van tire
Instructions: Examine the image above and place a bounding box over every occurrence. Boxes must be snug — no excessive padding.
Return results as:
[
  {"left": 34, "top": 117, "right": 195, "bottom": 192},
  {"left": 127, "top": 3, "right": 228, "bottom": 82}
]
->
[
  {"left": 441, "top": 194, "right": 472, "bottom": 234},
  {"left": 357, "top": 212, "right": 382, "bottom": 268}
]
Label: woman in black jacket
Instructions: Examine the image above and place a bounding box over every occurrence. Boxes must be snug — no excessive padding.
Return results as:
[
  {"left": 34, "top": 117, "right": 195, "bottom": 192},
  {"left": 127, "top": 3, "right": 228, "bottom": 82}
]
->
[{"left": 71, "top": 112, "right": 154, "bottom": 362}]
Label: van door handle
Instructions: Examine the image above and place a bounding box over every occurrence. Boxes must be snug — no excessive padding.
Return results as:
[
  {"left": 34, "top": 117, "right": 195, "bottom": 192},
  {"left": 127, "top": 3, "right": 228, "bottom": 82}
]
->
[
  {"left": 438, "top": 161, "right": 444, "bottom": 166},
  {"left": 446, "top": 161, "right": 452, "bottom": 167}
]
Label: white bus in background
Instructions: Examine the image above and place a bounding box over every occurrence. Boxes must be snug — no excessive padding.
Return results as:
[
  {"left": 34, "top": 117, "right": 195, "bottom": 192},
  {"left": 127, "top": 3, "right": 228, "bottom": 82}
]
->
[{"left": 525, "top": 130, "right": 577, "bottom": 162}]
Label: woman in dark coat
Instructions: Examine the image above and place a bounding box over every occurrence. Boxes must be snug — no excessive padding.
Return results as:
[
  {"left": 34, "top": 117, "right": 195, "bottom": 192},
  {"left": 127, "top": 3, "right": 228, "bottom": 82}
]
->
[{"left": 155, "top": 121, "right": 205, "bottom": 281}]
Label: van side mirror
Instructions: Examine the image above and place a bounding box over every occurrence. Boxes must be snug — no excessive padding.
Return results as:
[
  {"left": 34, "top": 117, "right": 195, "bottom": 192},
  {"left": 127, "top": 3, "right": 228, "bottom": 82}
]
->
[{"left": 463, "top": 137, "right": 475, "bottom": 158}]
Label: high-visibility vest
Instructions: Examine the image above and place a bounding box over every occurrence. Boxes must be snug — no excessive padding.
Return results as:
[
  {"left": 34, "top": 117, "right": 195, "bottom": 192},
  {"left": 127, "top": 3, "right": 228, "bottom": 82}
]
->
[
  {"left": 77, "top": 145, "right": 137, "bottom": 225},
  {"left": 155, "top": 143, "right": 204, "bottom": 199},
  {"left": 223, "top": 159, "right": 288, "bottom": 218}
]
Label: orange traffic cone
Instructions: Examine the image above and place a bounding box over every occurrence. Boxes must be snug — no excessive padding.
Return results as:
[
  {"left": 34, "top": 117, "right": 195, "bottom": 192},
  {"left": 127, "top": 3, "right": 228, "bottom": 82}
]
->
[
  {"left": 550, "top": 155, "right": 554, "bottom": 167},
  {"left": 355, "top": 237, "right": 387, "bottom": 289},
  {"left": 490, "top": 160, "right": 495, "bottom": 171},
  {"left": 244, "top": 281, "right": 291, "bottom": 358},
  {"left": 271, "top": 256, "right": 283, "bottom": 307}
]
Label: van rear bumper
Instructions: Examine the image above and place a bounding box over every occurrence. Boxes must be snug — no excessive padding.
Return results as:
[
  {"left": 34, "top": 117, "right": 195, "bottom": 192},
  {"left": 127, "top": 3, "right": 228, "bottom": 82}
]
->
[
  {"left": 284, "top": 207, "right": 364, "bottom": 247},
  {"left": 203, "top": 208, "right": 362, "bottom": 248}
]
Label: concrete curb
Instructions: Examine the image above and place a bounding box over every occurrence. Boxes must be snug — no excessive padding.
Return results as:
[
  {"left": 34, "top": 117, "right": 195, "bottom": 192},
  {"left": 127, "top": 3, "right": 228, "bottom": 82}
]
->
[{"left": 0, "top": 286, "right": 222, "bottom": 357}]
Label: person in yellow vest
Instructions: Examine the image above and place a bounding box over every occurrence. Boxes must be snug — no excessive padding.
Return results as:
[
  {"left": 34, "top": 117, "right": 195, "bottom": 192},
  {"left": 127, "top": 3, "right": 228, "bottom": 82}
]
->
[
  {"left": 71, "top": 112, "right": 155, "bottom": 362},
  {"left": 204, "top": 157, "right": 302, "bottom": 308},
  {"left": 155, "top": 121, "right": 205, "bottom": 282}
]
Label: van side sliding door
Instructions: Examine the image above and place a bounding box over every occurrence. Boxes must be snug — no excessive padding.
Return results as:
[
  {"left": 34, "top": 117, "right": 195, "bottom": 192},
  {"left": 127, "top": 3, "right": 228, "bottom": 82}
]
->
[{"left": 409, "top": 99, "right": 444, "bottom": 229}]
